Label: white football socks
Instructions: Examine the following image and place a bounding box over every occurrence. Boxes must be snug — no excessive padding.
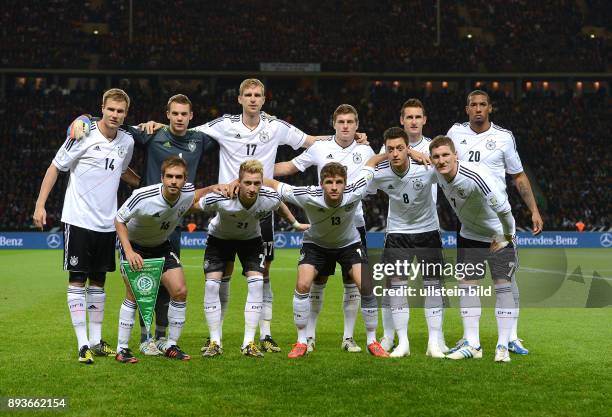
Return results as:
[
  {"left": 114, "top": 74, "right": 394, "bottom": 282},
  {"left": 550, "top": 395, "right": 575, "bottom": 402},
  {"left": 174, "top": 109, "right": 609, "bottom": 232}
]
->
[
  {"left": 306, "top": 283, "right": 326, "bottom": 340},
  {"left": 204, "top": 279, "right": 222, "bottom": 344},
  {"left": 86, "top": 286, "right": 105, "bottom": 346},
  {"left": 117, "top": 299, "right": 137, "bottom": 351},
  {"left": 67, "top": 285, "right": 88, "bottom": 350},
  {"left": 167, "top": 300, "right": 186, "bottom": 346},
  {"left": 244, "top": 276, "right": 264, "bottom": 347},
  {"left": 342, "top": 283, "right": 360, "bottom": 340},
  {"left": 259, "top": 277, "right": 273, "bottom": 338},
  {"left": 293, "top": 290, "right": 310, "bottom": 344},
  {"left": 459, "top": 283, "right": 481, "bottom": 348}
]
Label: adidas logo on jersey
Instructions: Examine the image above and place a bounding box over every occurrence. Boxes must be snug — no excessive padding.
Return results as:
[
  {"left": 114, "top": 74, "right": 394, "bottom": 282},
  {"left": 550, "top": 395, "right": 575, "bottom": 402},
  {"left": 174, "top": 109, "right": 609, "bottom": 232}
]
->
[
  {"left": 93, "top": 145, "right": 101, "bottom": 151},
  {"left": 326, "top": 154, "right": 334, "bottom": 159},
  {"left": 387, "top": 185, "right": 394, "bottom": 189},
  {"left": 461, "top": 139, "right": 467, "bottom": 144},
  {"left": 235, "top": 134, "right": 241, "bottom": 138},
  {"left": 163, "top": 141, "right": 171, "bottom": 148},
  {"left": 153, "top": 212, "right": 161, "bottom": 217}
]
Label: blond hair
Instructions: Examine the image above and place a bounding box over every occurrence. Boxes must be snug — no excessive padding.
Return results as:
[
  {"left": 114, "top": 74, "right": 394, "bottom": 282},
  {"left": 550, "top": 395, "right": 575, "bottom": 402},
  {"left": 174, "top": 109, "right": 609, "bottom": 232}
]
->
[
  {"left": 102, "top": 88, "right": 130, "bottom": 109},
  {"left": 239, "top": 159, "right": 264, "bottom": 180},
  {"left": 239, "top": 78, "right": 265, "bottom": 95}
]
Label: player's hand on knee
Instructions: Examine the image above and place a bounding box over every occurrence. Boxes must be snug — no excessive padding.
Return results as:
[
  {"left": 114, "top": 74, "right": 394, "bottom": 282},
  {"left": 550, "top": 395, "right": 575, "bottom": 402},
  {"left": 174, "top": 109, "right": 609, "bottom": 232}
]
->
[
  {"left": 294, "top": 222, "right": 310, "bottom": 232},
  {"left": 33, "top": 207, "right": 46, "bottom": 230},
  {"left": 354, "top": 132, "right": 369, "bottom": 145},
  {"left": 67, "top": 115, "right": 92, "bottom": 140},
  {"left": 490, "top": 234, "right": 511, "bottom": 253}
]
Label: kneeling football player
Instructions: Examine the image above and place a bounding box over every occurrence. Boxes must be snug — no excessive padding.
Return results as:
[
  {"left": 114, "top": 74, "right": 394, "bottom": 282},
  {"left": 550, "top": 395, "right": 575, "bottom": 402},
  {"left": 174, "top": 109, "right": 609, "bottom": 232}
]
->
[
  {"left": 115, "top": 156, "right": 220, "bottom": 363},
  {"left": 265, "top": 154, "right": 390, "bottom": 358}
]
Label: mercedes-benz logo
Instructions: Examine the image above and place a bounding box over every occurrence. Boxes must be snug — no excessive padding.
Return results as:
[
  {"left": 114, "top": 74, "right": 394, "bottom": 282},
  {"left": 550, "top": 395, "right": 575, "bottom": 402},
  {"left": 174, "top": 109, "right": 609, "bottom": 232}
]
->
[
  {"left": 600, "top": 233, "right": 612, "bottom": 248},
  {"left": 274, "top": 234, "right": 287, "bottom": 248},
  {"left": 47, "top": 233, "right": 62, "bottom": 248}
]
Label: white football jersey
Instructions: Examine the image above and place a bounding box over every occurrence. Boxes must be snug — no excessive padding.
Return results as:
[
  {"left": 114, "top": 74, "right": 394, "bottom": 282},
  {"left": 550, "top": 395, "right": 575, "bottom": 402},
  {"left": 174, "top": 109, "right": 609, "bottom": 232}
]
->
[
  {"left": 446, "top": 122, "right": 523, "bottom": 185},
  {"left": 292, "top": 137, "right": 375, "bottom": 228},
  {"left": 435, "top": 161, "right": 514, "bottom": 242},
  {"left": 116, "top": 183, "right": 195, "bottom": 246},
  {"left": 198, "top": 186, "right": 281, "bottom": 240},
  {"left": 277, "top": 167, "right": 374, "bottom": 248},
  {"left": 378, "top": 136, "right": 438, "bottom": 203},
  {"left": 53, "top": 122, "right": 134, "bottom": 232},
  {"left": 368, "top": 160, "right": 439, "bottom": 234},
  {"left": 194, "top": 112, "right": 306, "bottom": 183}
]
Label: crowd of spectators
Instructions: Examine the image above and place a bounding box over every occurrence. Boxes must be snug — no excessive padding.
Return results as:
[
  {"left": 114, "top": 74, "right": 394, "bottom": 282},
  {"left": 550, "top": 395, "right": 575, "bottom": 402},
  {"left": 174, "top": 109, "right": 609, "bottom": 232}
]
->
[
  {"left": 2, "top": 78, "right": 609, "bottom": 232},
  {"left": 1, "top": 0, "right": 607, "bottom": 72}
]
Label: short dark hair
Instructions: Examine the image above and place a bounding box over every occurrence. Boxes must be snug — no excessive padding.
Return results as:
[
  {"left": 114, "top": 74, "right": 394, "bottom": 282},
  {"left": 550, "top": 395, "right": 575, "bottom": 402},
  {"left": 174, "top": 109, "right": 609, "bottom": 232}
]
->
[
  {"left": 467, "top": 89, "right": 490, "bottom": 105},
  {"left": 383, "top": 127, "right": 409, "bottom": 146},
  {"left": 167, "top": 94, "right": 193, "bottom": 111},
  {"left": 320, "top": 162, "right": 347, "bottom": 182},
  {"left": 161, "top": 156, "right": 188, "bottom": 177},
  {"left": 429, "top": 135, "right": 456, "bottom": 154},
  {"left": 400, "top": 98, "right": 426, "bottom": 117}
]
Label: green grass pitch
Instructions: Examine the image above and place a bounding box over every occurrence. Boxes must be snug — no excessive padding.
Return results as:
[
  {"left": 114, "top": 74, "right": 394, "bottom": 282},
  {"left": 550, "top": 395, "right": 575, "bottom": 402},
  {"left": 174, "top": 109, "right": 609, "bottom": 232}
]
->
[{"left": 0, "top": 248, "right": 610, "bottom": 417}]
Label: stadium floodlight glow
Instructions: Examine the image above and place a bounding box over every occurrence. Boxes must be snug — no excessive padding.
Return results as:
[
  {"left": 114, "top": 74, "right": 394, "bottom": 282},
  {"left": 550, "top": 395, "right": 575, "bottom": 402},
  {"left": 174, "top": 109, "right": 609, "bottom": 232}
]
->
[
  {"left": 93, "top": 29, "right": 99, "bottom": 35},
  {"left": 467, "top": 33, "right": 473, "bottom": 39},
  {"left": 590, "top": 33, "right": 595, "bottom": 39}
]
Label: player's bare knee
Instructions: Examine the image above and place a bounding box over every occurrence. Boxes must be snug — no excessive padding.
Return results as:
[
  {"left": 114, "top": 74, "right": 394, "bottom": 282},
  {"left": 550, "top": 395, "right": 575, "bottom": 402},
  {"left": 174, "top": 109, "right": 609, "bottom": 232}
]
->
[
  {"left": 314, "top": 275, "right": 329, "bottom": 285},
  {"left": 68, "top": 271, "right": 87, "bottom": 286},
  {"left": 172, "top": 285, "right": 187, "bottom": 302}
]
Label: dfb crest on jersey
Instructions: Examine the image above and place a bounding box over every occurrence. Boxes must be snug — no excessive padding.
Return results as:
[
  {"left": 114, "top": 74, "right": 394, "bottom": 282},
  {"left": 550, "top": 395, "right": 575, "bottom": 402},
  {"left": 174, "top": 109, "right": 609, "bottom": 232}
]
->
[
  {"left": 177, "top": 205, "right": 188, "bottom": 218},
  {"left": 259, "top": 130, "right": 271, "bottom": 143},
  {"left": 345, "top": 202, "right": 355, "bottom": 212},
  {"left": 352, "top": 153, "right": 363, "bottom": 164},
  {"left": 413, "top": 178, "right": 424, "bottom": 190},
  {"left": 188, "top": 140, "right": 197, "bottom": 152},
  {"left": 486, "top": 139, "right": 496, "bottom": 150},
  {"left": 255, "top": 210, "right": 268, "bottom": 219},
  {"left": 116, "top": 145, "right": 127, "bottom": 158},
  {"left": 70, "top": 256, "right": 79, "bottom": 266},
  {"left": 457, "top": 187, "right": 467, "bottom": 198},
  {"left": 57, "top": 148, "right": 68, "bottom": 162}
]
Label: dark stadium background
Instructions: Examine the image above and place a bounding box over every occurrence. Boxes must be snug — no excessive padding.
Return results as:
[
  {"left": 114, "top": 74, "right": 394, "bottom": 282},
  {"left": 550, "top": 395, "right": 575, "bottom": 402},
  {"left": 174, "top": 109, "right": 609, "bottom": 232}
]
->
[{"left": 2, "top": 0, "right": 609, "bottom": 232}]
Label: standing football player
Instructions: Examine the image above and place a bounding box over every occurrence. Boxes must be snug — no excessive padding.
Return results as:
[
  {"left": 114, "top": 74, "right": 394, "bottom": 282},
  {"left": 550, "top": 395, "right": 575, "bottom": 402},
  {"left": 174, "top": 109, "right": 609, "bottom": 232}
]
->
[
  {"left": 430, "top": 135, "right": 519, "bottom": 363},
  {"left": 446, "top": 90, "right": 543, "bottom": 355},
  {"left": 34, "top": 89, "right": 137, "bottom": 364}
]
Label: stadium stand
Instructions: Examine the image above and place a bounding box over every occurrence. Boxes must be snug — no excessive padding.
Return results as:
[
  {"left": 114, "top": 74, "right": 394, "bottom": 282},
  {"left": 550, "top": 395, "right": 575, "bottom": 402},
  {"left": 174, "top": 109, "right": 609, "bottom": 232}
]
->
[
  {"left": 2, "top": 79, "right": 608, "bottom": 232},
  {"left": 0, "top": 1, "right": 606, "bottom": 72}
]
